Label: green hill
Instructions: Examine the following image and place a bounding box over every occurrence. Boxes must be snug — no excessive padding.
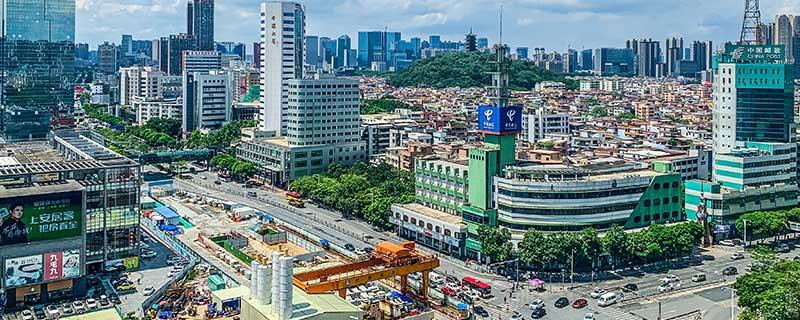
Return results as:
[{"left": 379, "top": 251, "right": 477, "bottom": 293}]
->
[{"left": 388, "top": 51, "right": 577, "bottom": 90}]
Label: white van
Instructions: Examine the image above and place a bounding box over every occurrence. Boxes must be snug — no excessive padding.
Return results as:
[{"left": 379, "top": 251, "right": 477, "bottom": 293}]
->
[{"left": 597, "top": 292, "right": 617, "bottom": 307}]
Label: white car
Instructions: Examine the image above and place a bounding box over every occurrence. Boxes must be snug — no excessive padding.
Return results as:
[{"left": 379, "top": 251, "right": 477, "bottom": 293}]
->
[
  {"left": 465, "top": 290, "right": 481, "bottom": 301},
  {"left": 21, "top": 310, "right": 34, "bottom": 320},
  {"left": 73, "top": 300, "right": 86, "bottom": 313},
  {"left": 584, "top": 313, "right": 595, "bottom": 320},
  {"left": 590, "top": 288, "right": 606, "bottom": 299},
  {"left": 658, "top": 283, "right": 676, "bottom": 293},
  {"left": 510, "top": 312, "right": 524, "bottom": 320},
  {"left": 445, "top": 282, "right": 461, "bottom": 292},
  {"left": 732, "top": 252, "right": 745, "bottom": 260},
  {"left": 86, "top": 298, "right": 98, "bottom": 309},
  {"left": 529, "top": 298, "right": 544, "bottom": 310},
  {"left": 143, "top": 286, "right": 156, "bottom": 296},
  {"left": 46, "top": 305, "right": 61, "bottom": 319}
]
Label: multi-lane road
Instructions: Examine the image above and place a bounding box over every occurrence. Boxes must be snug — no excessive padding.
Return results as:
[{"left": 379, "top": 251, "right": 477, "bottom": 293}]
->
[{"left": 166, "top": 170, "right": 794, "bottom": 320}]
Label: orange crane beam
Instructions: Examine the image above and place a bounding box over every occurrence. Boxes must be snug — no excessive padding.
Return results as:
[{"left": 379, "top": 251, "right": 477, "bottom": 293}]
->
[{"left": 292, "top": 241, "right": 441, "bottom": 299}]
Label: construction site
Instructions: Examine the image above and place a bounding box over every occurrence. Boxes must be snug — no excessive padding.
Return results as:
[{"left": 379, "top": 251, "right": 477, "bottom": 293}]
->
[{"left": 146, "top": 189, "right": 449, "bottom": 320}]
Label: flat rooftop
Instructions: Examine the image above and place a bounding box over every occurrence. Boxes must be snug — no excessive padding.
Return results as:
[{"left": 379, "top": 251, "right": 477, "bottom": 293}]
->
[{"left": 395, "top": 203, "right": 463, "bottom": 225}]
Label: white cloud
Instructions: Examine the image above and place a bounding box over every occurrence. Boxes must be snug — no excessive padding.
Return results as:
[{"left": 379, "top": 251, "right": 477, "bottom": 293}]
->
[{"left": 410, "top": 13, "right": 449, "bottom": 27}]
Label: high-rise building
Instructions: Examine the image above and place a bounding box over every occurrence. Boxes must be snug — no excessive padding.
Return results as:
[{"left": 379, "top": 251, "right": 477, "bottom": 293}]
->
[
  {"left": 1, "top": 0, "right": 75, "bottom": 142},
  {"left": 237, "top": 73, "right": 365, "bottom": 187},
  {"left": 119, "top": 66, "right": 164, "bottom": 106},
  {"left": 260, "top": 1, "right": 305, "bottom": 134},
  {"left": 691, "top": 41, "right": 713, "bottom": 72},
  {"left": 184, "top": 70, "right": 231, "bottom": 132},
  {"left": 410, "top": 37, "right": 422, "bottom": 58},
  {"left": 515, "top": 47, "right": 529, "bottom": 60},
  {"left": 253, "top": 41, "right": 262, "bottom": 69},
  {"left": 429, "top": 35, "right": 442, "bottom": 49},
  {"left": 97, "top": 42, "right": 119, "bottom": 74},
  {"left": 775, "top": 15, "right": 793, "bottom": 62},
  {"left": 305, "top": 36, "right": 320, "bottom": 67},
  {"left": 762, "top": 22, "right": 775, "bottom": 44},
  {"left": 182, "top": 50, "right": 221, "bottom": 75},
  {"left": 167, "top": 33, "right": 196, "bottom": 76},
  {"left": 477, "top": 37, "right": 489, "bottom": 49},
  {"left": 635, "top": 39, "right": 661, "bottom": 77},
  {"left": 565, "top": 49, "right": 578, "bottom": 73},
  {"left": 357, "top": 31, "right": 399, "bottom": 69},
  {"left": 665, "top": 37, "right": 684, "bottom": 76},
  {"left": 579, "top": 49, "right": 593, "bottom": 71},
  {"left": 187, "top": 0, "right": 214, "bottom": 51},
  {"left": 593, "top": 48, "right": 634, "bottom": 75},
  {"left": 121, "top": 34, "right": 133, "bottom": 55},
  {"left": 319, "top": 37, "right": 336, "bottom": 67},
  {"left": 686, "top": 42, "right": 798, "bottom": 227},
  {"left": 465, "top": 30, "right": 477, "bottom": 52},
  {"left": 75, "top": 43, "right": 90, "bottom": 60},
  {"left": 336, "top": 35, "right": 351, "bottom": 68},
  {"left": 711, "top": 43, "right": 795, "bottom": 154}
]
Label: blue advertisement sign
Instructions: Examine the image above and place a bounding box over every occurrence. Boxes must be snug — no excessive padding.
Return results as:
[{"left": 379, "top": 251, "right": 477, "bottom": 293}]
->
[{"left": 478, "top": 105, "right": 522, "bottom": 134}]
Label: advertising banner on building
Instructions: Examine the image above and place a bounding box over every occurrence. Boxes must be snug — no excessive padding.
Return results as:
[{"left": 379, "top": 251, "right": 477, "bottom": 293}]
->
[
  {"left": 478, "top": 105, "right": 522, "bottom": 134},
  {"left": 43, "top": 249, "right": 80, "bottom": 281},
  {"left": 0, "top": 191, "right": 83, "bottom": 247},
  {"left": 4, "top": 255, "right": 43, "bottom": 288}
]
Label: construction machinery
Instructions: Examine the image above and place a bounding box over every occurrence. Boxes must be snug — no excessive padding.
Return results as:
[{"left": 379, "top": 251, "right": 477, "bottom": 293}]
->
[{"left": 293, "top": 241, "right": 440, "bottom": 299}]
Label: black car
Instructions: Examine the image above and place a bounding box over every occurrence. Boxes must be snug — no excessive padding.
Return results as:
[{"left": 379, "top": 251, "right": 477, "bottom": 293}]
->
[
  {"left": 623, "top": 283, "right": 639, "bottom": 292},
  {"left": 554, "top": 297, "right": 569, "bottom": 308},
  {"left": 214, "top": 180, "right": 222, "bottom": 185},
  {"left": 362, "top": 247, "right": 374, "bottom": 254},
  {"left": 473, "top": 305, "right": 489, "bottom": 317},
  {"left": 34, "top": 307, "right": 47, "bottom": 320},
  {"left": 458, "top": 292, "right": 474, "bottom": 305},
  {"left": 344, "top": 243, "right": 356, "bottom": 251},
  {"left": 110, "top": 294, "right": 122, "bottom": 305},
  {"left": 531, "top": 307, "right": 547, "bottom": 319},
  {"left": 723, "top": 266, "right": 738, "bottom": 276}
]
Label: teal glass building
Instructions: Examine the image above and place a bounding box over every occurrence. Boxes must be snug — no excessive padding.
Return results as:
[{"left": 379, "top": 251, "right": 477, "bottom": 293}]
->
[{"left": 1, "top": 0, "right": 75, "bottom": 142}]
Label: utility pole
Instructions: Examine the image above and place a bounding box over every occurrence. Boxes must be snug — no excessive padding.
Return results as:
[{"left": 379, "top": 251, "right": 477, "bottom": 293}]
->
[
  {"left": 570, "top": 249, "right": 575, "bottom": 289},
  {"left": 658, "top": 301, "right": 662, "bottom": 320},
  {"left": 731, "top": 288, "right": 737, "bottom": 320},
  {"left": 743, "top": 219, "right": 748, "bottom": 247}
]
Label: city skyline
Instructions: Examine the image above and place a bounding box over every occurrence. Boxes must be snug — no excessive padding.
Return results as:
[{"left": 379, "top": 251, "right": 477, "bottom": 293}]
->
[{"left": 76, "top": 0, "right": 800, "bottom": 51}]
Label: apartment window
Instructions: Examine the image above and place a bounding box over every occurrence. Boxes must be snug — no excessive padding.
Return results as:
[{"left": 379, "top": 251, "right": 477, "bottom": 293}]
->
[{"left": 410, "top": 217, "right": 416, "bottom": 224}]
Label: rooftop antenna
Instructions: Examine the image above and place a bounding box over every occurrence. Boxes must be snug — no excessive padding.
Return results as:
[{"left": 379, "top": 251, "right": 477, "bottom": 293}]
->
[
  {"left": 740, "top": 0, "right": 763, "bottom": 44},
  {"left": 499, "top": 1, "right": 504, "bottom": 45}
]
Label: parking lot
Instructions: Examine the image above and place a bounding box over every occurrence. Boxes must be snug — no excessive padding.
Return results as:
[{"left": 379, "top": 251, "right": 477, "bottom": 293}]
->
[{"left": 2, "top": 233, "right": 183, "bottom": 320}]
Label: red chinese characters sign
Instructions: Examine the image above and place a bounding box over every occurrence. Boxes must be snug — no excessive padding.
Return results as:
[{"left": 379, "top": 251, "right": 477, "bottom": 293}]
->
[{"left": 43, "top": 251, "right": 63, "bottom": 281}]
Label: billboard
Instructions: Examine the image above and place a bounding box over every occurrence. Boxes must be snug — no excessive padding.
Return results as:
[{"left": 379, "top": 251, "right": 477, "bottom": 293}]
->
[
  {"left": 478, "top": 105, "right": 522, "bottom": 134},
  {"left": 43, "top": 249, "right": 81, "bottom": 281},
  {"left": 0, "top": 190, "right": 83, "bottom": 247},
  {"left": 4, "top": 255, "right": 43, "bottom": 288}
]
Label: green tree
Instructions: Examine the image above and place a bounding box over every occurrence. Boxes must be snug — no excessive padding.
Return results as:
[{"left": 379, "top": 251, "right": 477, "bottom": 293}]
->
[
  {"left": 736, "top": 211, "right": 787, "bottom": 243},
  {"left": 618, "top": 112, "right": 635, "bottom": 120},
  {"left": 519, "top": 229, "right": 547, "bottom": 268},
  {"left": 243, "top": 85, "right": 260, "bottom": 103},
  {"left": 734, "top": 260, "right": 800, "bottom": 320},
  {"left": 144, "top": 118, "right": 182, "bottom": 136},
  {"left": 477, "top": 225, "right": 514, "bottom": 263},
  {"left": 361, "top": 98, "right": 418, "bottom": 114},
  {"left": 589, "top": 106, "right": 608, "bottom": 117},
  {"left": 601, "top": 225, "right": 629, "bottom": 267}
]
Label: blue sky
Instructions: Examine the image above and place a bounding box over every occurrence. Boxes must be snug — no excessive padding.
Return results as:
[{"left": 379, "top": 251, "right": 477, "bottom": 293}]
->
[{"left": 77, "top": 0, "right": 800, "bottom": 51}]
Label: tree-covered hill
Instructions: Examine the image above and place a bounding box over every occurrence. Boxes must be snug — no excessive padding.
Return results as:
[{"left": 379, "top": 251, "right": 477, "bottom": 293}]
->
[{"left": 388, "top": 51, "right": 577, "bottom": 90}]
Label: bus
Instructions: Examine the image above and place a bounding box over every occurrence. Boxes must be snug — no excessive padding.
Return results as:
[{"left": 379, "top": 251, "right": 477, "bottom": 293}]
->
[
  {"left": 286, "top": 191, "right": 304, "bottom": 208},
  {"left": 462, "top": 276, "right": 492, "bottom": 297}
]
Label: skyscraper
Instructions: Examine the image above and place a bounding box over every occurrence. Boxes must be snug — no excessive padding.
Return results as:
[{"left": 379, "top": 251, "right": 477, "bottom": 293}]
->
[
  {"left": 593, "top": 48, "right": 634, "bottom": 75},
  {"left": 409, "top": 37, "right": 422, "bottom": 58},
  {"left": 761, "top": 22, "right": 775, "bottom": 44},
  {"left": 260, "top": 1, "right": 305, "bottom": 134},
  {"left": 167, "top": 33, "right": 196, "bottom": 76},
  {"left": 357, "top": 31, "right": 399, "bottom": 68},
  {"left": 336, "top": 35, "right": 351, "bottom": 68},
  {"left": 429, "top": 35, "right": 442, "bottom": 49},
  {"left": 1, "top": 0, "right": 75, "bottom": 142},
  {"left": 187, "top": 0, "right": 214, "bottom": 51},
  {"left": 98, "top": 42, "right": 118, "bottom": 74},
  {"left": 712, "top": 43, "right": 795, "bottom": 154},
  {"left": 515, "top": 47, "right": 529, "bottom": 60},
  {"left": 305, "top": 36, "right": 320, "bottom": 67},
  {"left": 319, "top": 37, "right": 336, "bottom": 67},
  {"left": 579, "top": 49, "right": 593, "bottom": 71},
  {"left": 465, "top": 30, "right": 477, "bottom": 52},
  {"left": 691, "top": 41, "right": 713, "bottom": 72},
  {"left": 477, "top": 38, "right": 489, "bottom": 49},
  {"left": 775, "top": 15, "right": 793, "bottom": 62},
  {"left": 635, "top": 39, "right": 661, "bottom": 77},
  {"left": 665, "top": 37, "right": 684, "bottom": 76},
  {"left": 215, "top": 42, "right": 246, "bottom": 60}
]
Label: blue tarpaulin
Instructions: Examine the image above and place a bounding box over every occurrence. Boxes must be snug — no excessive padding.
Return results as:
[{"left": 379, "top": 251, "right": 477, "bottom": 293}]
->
[{"left": 155, "top": 206, "right": 180, "bottom": 219}]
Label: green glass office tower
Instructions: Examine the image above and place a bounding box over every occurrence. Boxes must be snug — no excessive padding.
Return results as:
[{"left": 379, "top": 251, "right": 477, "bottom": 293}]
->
[{"left": 1, "top": 0, "right": 75, "bottom": 142}]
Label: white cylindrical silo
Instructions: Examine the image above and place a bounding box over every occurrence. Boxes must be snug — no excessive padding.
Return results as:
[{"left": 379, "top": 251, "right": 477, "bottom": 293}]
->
[
  {"left": 279, "top": 256, "right": 294, "bottom": 320},
  {"left": 250, "top": 261, "right": 260, "bottom": 298},
  {"left": 257, "top": 265, "right": 271, "bottom": 305},
  {"left": 271, "top": 252, "right": 282, "bottom": 314}
]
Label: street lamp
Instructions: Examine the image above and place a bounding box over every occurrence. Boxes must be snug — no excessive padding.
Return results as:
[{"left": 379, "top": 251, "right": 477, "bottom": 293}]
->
[{"left": 742, "top": 219, "right": 750, "bottom": 248}]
